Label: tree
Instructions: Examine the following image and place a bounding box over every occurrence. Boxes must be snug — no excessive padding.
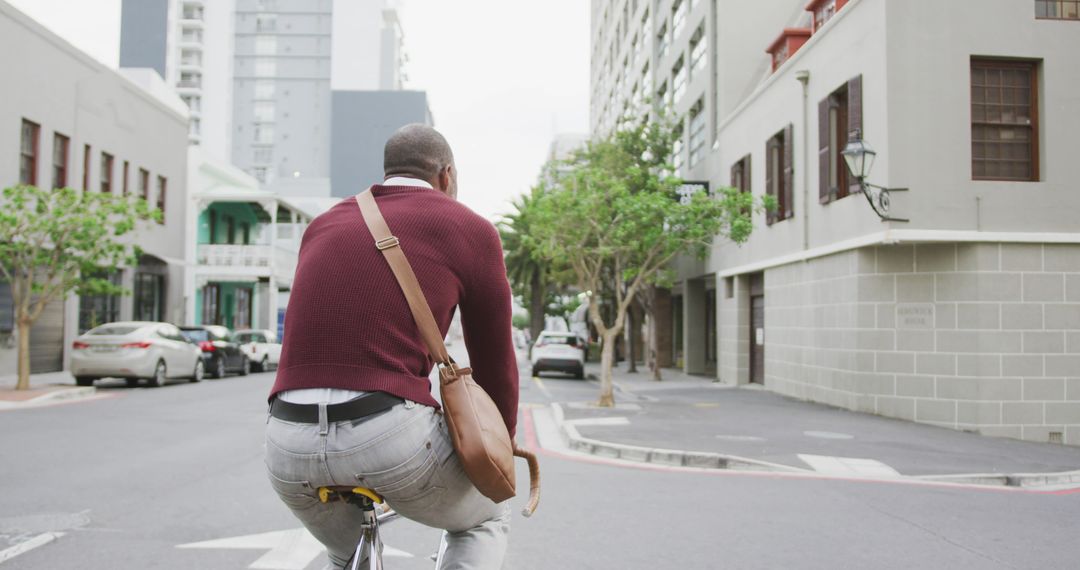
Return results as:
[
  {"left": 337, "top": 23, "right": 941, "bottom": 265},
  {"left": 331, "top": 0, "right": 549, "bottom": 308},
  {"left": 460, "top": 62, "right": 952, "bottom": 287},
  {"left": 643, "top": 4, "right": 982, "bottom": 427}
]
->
[
  {"left": 530, "top": 116, "right": 773, "bottom": 406},
  {"left": 0, "top": 185, "right": 159, "bottom": 390}
]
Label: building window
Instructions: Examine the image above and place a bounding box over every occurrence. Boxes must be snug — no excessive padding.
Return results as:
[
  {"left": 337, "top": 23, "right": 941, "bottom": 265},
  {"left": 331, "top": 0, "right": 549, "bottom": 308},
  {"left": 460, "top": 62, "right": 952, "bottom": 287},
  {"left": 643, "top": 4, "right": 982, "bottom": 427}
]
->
[
  {"left": 202, "top": 284, "right": 221, "bottom": 325},
  {"left": 672, "top": 0, "right": 686, "bottom": 39},
  {"left": 656, "top": 21, "right": 668, "bottom": 60},
  {"left": 138, "top": 168, "right": 150, "bottom": 201},
  {"left": 181, "top": 27, "right": 203, "bottom": 43},
  {"left": 253, "top": 167, "right": 268, "bottom": 184},
  {"left": 82, "top": 144, "right": 91, "bottom": 190},
  {"left": 181, "top": 2, "right": 204, "bottom": 20},
  {"left": 255, "top": 35, "right": 278, "bottom": 55},
  {"left": 242, "top": 222, "right": 251, "bottom": 245},
  {"left": 641, "top": 63, "right": 653, "bottom": 99},
  {"left": 254, "top": 80, "right": 275, "bottom": 99},
  {"left": 226, "top": 216, "right": 236, "bottom": 244},
  {"left": 208, "top": 210, "right": 218, "bottom": 243},
  {"left": 134, "top": 273, "right": 164, "bottom": 321},
  {"left": 254, "top": 147, "right": 273, "bottom": 164},
  {"left": 766, "top": 125, "right": 795, "bottom": 224},
  {"left": 688, "top": 98, "right": 706, "bottom": 168},
  {"left": 808, "top": 0, "right": 848, "bottom": 31},
  {"left": 156, "top": 176, "right": 167, "bottom": 223},
  {"left": 971, "top": 58, "right": 1039, "bottom": 181},
  {"left": 256, "top": 14, "right": 277, "bottom": 32},
  {"left": 254, "top": 124, "right": 275, "bottom": 144},
  {"left": 235, "top": 288, "right": 253, "bottom": 330},
  {"left": 731, "top": 154, "right": 751, "bottom": 193},
  {"left": 689, "top": 23, "right": 707, "bottom": 78},
  {"left": 100, "top": 152, "right": 114, "bottom": 193},
  {"left": 656, "top": 80, "right": 668, "bottom": 109},
  {"left": 254, "top": 59, "right": 277, "bottom": 78},
  {"left": 78, "top": 271, "right": 121, "bottom": 333},
  {"left": 672, "top": 55, "right": 686, "bottom": 102},
  {"left": 1036, "top": 0, "right": 1080, "bottom": 19},
  {"left": 179, "top": 71, "right": 202, "bottom": 88},
  {"left": 122, "top": 161, "right": 129, "bottom": 196},
  {"left": 52, "top": 133, "right": 69, "bottom": 189},
  {"left": 254, "top": 101, "right": 275, "bottom": 122},
  {"left": 19, "top": 119, "right": 39, "bottom": 186},
  {"left": 180, "top": 48, "right": 202, "bottom": 66},
  {"left": 672, "top": 122, "right": 685, "bottom": 174},
  {"left": 0, "top": 280, "right": 14, "bottom": 333},
  {"left": 818, "top": 75, "right": 862, "bottom": 203},
  {"left": 181, "top": 95, "right": 201, "bottom": 113}
]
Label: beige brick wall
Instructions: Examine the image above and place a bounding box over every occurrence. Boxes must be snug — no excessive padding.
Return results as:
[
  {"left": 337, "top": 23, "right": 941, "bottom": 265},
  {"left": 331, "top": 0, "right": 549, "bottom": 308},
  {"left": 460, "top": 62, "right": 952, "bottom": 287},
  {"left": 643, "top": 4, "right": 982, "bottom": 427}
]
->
[{"left": 751, "top": 243, "right": 1080, "bottom": 445}]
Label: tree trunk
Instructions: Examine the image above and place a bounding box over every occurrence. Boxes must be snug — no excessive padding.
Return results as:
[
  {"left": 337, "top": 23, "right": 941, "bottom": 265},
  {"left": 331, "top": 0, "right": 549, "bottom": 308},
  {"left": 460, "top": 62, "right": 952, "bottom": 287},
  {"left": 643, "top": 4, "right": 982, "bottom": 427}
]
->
[
  {"left": 598, "top": 331, "right": 617, "bottom": 407},
  {"left": 16, "top": 318, "right": 32, "bottom": 391},
  {"left": 528, "top": 270, "right": 545, "bottom": 344},
  {"left": 625, "top": 307, "right": 638, "bottom": 373},
  {"left": 649, "top": 311, "right": 663, "bottom": 382}
]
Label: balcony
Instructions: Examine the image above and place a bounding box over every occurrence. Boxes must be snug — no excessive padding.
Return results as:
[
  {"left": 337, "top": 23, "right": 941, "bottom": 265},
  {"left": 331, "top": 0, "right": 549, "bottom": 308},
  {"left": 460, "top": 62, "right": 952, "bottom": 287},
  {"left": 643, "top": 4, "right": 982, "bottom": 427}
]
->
[{"left": 197, "top": 244, "right": 272, "bottom": 268}]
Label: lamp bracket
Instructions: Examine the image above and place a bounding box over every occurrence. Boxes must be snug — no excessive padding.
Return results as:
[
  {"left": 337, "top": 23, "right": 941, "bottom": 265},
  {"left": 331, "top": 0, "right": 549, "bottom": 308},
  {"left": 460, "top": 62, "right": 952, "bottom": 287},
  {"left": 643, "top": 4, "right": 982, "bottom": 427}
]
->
[{"left": 858, "top": 180, "right": 910, "bottom": 223}]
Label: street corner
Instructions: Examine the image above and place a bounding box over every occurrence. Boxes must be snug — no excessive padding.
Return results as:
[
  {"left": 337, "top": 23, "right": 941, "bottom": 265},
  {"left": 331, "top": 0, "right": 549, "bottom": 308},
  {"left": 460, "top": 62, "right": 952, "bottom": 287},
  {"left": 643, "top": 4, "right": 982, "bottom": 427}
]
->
[{"left": 0, "top": 384, "right": 100, "bottom": 411}]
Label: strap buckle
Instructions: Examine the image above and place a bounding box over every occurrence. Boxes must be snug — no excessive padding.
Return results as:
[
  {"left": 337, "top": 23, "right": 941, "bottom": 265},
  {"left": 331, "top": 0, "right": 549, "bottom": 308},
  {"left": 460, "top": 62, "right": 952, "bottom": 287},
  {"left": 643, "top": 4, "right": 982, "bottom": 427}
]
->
[{"left": 375, "top": 236, "right": 400, "bottom": 250}]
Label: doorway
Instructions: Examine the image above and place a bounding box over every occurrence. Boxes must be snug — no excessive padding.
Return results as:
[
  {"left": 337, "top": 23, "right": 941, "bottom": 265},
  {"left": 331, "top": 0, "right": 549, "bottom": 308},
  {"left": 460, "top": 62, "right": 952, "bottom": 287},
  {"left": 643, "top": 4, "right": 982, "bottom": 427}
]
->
[{"left": 748, "top": 273, "right": 764, "bottom": 384}]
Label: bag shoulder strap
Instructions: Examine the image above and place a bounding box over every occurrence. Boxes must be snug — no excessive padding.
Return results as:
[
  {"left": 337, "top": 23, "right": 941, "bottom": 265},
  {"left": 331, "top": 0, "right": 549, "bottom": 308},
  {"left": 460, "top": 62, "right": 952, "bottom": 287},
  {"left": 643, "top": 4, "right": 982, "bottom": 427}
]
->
[{"left": 355, "top": 188, "right": 452, "bottom": 366}]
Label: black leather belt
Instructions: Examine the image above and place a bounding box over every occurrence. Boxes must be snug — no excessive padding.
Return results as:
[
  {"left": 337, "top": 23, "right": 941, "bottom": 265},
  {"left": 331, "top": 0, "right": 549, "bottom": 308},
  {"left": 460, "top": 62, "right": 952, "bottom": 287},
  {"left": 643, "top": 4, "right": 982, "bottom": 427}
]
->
[{"left": 269, "top": 392, "right": 405, "bottom": 424}]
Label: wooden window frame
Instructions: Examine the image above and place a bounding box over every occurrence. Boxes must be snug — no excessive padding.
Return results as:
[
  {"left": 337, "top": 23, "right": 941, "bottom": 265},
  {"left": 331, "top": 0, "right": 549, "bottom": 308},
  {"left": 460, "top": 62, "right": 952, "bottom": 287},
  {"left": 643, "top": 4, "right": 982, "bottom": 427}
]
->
[
  {"left": 156, "top": 176, "right": 167, "bottom": 224},
  {"left": 138, "top": 168, "right": 150, "bottom": 201},
  {"left": 100, "top": 152, "right": 114, "bottom": 194},
  {"left": 52, "top": 132, "right": 69, "bottom": 189},
  {"left": 731, "top": 154, "right": 752, "bottom": 194},
  {"left": 766, "top": 124, "right": 795, "bottom": 225},
  {"left": 970, "top": 58, "right": 1040, "bottom": 182},
  {"left": 1035, "top": 0, "right": 1080, "bottom": 20},
  {"left": 19, "top": 119, "right": 40, "bottom": 186},
  {"left": 82, "top": 145, "right": 91, "bottom": 191},
  {"left": 818, "top": 75, "right": 862, "bottom": 204}
]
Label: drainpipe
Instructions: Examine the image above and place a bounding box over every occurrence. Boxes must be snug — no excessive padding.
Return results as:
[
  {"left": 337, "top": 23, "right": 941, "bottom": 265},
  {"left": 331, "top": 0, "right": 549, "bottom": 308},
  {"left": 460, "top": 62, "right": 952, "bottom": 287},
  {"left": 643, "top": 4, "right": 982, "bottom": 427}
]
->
[{"left": 795, "top": 70, "right": 810, "bottom": 251}]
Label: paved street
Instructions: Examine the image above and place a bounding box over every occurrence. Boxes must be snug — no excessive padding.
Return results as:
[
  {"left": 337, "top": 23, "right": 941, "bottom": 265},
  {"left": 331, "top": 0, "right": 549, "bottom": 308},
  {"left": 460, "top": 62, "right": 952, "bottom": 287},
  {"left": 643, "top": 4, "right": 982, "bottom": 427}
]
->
[{"left": 1, "top": 361, "right": 1079, "bottom": 569}]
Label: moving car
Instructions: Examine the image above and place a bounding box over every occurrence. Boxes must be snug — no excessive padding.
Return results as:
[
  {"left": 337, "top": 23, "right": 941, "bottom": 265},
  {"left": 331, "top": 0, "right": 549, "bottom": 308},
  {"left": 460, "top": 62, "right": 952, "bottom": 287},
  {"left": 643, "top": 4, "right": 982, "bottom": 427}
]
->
[
  {"left": 71, "top": 322, "right": 204, "bottom": 387},
  {"left": 530, "top": 331, "right": 586, "bottom": 379},
  {"left": 179, "top": 325, "right": 250, "bottom": 379},
  {"left": 234, "top": 329, "right": 282, "bottom": 372}
]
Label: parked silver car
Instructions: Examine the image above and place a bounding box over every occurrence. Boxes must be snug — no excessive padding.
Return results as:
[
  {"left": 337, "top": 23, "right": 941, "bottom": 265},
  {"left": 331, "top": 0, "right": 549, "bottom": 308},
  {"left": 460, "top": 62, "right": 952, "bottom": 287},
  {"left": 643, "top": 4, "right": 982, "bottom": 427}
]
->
[{"left": 70, "top": 322, "right": 204, "bottom": 387}]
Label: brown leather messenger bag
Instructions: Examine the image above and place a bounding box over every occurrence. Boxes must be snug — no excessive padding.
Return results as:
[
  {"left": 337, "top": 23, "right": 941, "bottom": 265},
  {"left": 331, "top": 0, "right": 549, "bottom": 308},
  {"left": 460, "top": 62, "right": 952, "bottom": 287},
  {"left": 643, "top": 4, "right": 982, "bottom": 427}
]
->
[{"left": 355, "top": 189, "right": 540, "bottom": 516}]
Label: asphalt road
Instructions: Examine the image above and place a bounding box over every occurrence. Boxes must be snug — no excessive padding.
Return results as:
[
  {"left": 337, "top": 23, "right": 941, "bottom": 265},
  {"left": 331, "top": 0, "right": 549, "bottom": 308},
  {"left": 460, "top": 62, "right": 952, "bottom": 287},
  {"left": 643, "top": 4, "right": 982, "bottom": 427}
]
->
[{"left": 1, "top": 364, "right": 1079, "bottom": 569}]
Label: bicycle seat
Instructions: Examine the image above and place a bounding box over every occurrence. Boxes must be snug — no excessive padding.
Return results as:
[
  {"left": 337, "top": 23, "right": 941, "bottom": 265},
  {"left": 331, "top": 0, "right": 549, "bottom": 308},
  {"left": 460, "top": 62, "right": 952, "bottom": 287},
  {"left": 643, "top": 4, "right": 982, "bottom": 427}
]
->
[{"left": 318, "top": 486, "right": 384, "bottom": 505}]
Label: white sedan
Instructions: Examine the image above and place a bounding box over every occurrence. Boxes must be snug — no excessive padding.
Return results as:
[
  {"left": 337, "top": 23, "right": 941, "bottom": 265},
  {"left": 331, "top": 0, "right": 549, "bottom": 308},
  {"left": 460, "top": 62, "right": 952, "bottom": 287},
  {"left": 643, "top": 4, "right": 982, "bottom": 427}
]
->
[
  {"left": 530, "top": 331, "right": 586, "bottom": 379},
  {"left": 234, "top": 329, "right": 282, "bottom": 372},
  {"left": 70, "top": 322, "right": 204, "bottom": 387}
]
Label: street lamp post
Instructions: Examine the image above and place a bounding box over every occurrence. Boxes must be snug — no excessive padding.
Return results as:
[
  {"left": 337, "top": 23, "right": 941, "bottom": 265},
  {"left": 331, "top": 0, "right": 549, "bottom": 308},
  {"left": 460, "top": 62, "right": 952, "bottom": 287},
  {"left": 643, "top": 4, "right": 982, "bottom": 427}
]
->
[{"left": 841, "top": 129, "right": 909, "bottom": 222}]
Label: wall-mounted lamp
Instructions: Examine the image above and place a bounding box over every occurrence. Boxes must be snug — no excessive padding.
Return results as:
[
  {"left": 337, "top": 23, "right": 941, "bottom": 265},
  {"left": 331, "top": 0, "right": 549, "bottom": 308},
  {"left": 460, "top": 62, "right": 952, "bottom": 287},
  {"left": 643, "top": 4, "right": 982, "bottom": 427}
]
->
[{"left": 841, "top": 129, "right": 909, "bottom": 222}]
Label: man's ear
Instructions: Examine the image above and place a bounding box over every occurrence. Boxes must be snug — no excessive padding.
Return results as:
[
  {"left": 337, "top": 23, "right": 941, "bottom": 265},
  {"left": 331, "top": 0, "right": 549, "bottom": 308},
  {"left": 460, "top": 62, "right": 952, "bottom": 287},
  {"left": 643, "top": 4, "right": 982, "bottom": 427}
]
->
[{"left": 439, "top": 165, "right": 452, "bottom": 194}]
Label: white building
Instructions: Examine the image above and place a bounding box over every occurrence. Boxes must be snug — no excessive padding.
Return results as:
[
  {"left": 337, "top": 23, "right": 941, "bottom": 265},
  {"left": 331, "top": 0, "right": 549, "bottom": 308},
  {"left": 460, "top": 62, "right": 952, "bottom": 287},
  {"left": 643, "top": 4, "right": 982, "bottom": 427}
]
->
[
  {"left": 1, "top": 0, "right": 190, "bottom": 375},
  {"left": 185, "top": 147, "right": 312, "bottom": 337},
  {"left": 590, "top": 0, "right": 1080, "bottom": 444}
]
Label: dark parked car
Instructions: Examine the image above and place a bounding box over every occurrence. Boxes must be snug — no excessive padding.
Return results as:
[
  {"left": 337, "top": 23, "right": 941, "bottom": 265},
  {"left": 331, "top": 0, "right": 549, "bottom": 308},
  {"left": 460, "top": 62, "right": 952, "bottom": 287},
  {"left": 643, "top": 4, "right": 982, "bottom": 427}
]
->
[{"left": 179, "top": 325, "right": 250, "bottom": 379}]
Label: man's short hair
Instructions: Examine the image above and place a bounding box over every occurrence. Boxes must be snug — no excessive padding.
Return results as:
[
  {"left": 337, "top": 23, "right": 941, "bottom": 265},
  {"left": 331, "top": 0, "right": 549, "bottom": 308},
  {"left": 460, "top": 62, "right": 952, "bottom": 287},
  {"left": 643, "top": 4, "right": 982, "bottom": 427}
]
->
[{"left": 383, "top": 124, "right": 454, "bottom": 181}]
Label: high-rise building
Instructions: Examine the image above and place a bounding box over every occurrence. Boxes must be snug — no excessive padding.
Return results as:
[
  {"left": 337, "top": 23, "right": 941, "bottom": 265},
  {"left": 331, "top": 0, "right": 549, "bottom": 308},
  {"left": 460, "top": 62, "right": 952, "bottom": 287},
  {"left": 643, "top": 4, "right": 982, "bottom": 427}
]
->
[
  {"left": 589, "top": 0, "right": 1080, "bottom": 445},
  {"left": 120, "top": 0, "right": 235, "bottom": 159}
]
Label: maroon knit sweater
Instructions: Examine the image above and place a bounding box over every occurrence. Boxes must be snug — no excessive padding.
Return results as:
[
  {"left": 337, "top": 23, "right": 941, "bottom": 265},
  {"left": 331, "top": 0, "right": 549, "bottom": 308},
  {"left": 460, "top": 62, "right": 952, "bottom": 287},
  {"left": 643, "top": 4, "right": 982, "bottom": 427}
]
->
[{"left": 269, "top": 185, "right": 519, "bottom": 436}]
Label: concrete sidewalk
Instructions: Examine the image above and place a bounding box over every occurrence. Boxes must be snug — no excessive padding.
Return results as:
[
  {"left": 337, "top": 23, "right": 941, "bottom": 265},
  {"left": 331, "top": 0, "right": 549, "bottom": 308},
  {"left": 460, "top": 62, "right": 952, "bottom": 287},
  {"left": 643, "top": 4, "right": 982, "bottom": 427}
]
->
[
  {"left": 557, "top": 363, "right": 1080, "bottom": 486},
  {"left": 0, "top": 371, "right": 96, "bottom": 409}
]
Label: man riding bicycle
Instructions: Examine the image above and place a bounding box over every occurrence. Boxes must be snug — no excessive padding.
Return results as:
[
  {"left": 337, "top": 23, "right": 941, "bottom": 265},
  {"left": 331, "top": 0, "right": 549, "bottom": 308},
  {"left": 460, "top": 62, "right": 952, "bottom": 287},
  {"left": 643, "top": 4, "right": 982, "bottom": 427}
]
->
[{"left": 265, "top": 124, "right": 519, "bottom": 569}]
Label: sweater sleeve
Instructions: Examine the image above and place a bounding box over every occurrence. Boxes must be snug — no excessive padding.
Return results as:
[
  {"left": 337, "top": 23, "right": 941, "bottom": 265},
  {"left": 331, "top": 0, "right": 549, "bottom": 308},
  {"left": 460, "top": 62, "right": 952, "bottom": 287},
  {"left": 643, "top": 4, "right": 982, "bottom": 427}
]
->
[{"left": 459, "top": 220, "right": 520, "bottom": 438}]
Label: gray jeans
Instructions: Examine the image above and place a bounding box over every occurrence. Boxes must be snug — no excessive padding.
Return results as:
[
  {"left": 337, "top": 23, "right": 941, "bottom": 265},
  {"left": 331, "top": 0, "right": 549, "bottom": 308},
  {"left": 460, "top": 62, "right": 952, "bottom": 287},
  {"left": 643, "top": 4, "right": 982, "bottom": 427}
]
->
[{"left": 264, "top": 400, "right": 510, "bottom": 569}]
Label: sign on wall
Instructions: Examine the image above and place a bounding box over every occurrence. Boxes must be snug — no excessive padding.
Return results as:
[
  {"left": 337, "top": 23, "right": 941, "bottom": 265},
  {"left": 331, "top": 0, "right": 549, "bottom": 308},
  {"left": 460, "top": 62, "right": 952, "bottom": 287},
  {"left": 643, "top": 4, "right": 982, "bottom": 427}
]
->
[{"left": 674, "top": 181, "right": 710, "bottom": 205}]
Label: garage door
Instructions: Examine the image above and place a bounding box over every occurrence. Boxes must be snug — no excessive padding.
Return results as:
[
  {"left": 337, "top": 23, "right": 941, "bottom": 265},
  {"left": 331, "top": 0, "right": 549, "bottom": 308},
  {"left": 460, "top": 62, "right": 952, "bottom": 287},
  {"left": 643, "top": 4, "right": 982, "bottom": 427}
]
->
[{"left": 30, "top": 299, "right": 64, "bottom": 373}]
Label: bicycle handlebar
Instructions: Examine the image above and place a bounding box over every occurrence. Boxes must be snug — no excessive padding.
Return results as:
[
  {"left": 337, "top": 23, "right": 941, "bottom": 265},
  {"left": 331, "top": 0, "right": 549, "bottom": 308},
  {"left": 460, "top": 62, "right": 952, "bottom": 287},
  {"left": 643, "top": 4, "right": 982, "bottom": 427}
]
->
[{"left": 513, "top": 445, "right": 540, "bottom": 517}]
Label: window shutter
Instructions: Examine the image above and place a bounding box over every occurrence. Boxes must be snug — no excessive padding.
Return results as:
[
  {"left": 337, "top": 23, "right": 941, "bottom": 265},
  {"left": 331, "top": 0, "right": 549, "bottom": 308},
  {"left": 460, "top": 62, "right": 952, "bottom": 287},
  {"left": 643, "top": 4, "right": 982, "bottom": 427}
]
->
[
  {"left": 818, "top": 98, "right": 830, "bottom": 203},
  {"left": 783, "top": 123, "right": 794, "bottom": 221},
  {"left": 765, "top": 141, "right": 775, "bottom": 225},
  {"left": 730, "top": 162, "right": 738, "bottom": 188},
  {"left": 847, "top": 74, "right": 863, "bottom": 138},
  {"left": 847, "top": 75, "right": 863, "bottom": 194},
  {"left": 744, "top": 154, "right": 751, "bottom": 193}
]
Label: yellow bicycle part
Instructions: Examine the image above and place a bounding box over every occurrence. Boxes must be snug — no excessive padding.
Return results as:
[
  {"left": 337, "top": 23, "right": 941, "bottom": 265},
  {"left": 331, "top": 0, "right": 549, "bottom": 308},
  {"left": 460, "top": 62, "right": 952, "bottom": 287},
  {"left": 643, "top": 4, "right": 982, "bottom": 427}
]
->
[{"left": 318, "top": 486, "right": 384, "bottom": 504}]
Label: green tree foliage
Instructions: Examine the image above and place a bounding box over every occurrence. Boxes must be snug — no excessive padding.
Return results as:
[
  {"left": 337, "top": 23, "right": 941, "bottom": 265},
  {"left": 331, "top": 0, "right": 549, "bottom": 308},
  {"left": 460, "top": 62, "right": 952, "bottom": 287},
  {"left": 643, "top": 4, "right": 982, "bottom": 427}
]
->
[
  {"left": 0, "top": 185, "right": 160, "bottom": 390},
  {"left": 529, "top": 116, "right": 774, "bottom": 406}
]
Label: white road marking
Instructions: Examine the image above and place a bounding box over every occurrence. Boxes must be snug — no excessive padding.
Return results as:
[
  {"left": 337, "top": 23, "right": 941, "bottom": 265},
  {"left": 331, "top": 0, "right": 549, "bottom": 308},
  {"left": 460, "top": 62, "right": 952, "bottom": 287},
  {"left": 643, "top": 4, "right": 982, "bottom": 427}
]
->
[
  {"left": 797, "top": 454, "right": 901, "bottom": 477},
  {"left": 0, "top": 532, "right": 64, "bottom": 564},
  {"left": 177, "top": 528, "right": 412, "bottom": 569},
  {"left": 565, "top": 401, "right": 642, "bottom": 411},
  {"left": 565, "top": 417, "right": 630, "bottom": 427},
  {"left": 803, "top": 430, "right": 855, "bottom": 440}
]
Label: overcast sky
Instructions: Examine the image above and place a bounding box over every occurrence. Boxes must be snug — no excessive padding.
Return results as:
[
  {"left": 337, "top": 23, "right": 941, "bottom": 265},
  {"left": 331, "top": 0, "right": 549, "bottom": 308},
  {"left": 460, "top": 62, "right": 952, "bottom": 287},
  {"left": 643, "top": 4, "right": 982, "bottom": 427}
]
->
[{"left": 5, "top": 0, "right": 591, "bottom": 222}]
